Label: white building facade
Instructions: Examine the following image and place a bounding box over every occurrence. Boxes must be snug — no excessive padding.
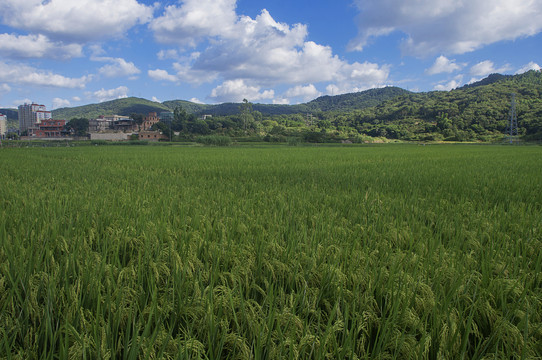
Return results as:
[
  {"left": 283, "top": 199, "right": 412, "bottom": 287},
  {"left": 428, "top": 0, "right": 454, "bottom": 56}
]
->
[
  {"left": 18, "top": 103, "right": 52, "bottom": 133},
  {"left": 0, "top": 114, "right": 7, "bottom": 139}
]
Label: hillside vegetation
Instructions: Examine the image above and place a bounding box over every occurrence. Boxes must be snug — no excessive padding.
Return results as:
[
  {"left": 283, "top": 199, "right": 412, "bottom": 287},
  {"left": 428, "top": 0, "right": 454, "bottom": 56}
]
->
[
  {"left": 14, "top": 70, "right": 542, "bottom": 141},
  {"left": 0, "top": 108, "right": 18, "bottom": 129},
  {"left": 343, "top": 70, "right": 542, "bottom": 141},
  {"left": 52, "top": 86, "right": 408, "bottom": 119},
  {"left": 52, "top": 97, "right": 171, "bottom": 120}
]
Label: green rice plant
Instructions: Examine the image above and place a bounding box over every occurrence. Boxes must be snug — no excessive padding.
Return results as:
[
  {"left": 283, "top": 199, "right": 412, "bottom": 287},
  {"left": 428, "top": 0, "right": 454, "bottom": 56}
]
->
[
  {"left": 0, "top": 144, "right": 541, "bottom": 359},
  {"left": 195, "top": 135, "right": 233, "bottom": 146}
]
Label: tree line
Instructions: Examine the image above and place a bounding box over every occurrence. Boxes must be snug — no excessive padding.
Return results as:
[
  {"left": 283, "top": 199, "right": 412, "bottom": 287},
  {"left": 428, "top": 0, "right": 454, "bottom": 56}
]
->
[{"left": 55, "top": 70, "right": 542, "bottom": 142}]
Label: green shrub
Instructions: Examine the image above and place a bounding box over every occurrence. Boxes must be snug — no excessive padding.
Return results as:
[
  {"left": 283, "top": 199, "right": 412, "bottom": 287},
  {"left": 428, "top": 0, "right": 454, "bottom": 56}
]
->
[
  {"left": 287, "top": 136, "right": 301, "bottom": 146},
  {"left": 195, "top": 135, "right": 232, "bottom": 146}
]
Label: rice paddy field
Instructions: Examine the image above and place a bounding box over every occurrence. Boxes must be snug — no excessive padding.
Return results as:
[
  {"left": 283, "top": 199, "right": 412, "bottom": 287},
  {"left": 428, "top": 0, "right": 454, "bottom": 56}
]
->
[{"left": 0, "top": 144, "right": 541, "bottom": 359}]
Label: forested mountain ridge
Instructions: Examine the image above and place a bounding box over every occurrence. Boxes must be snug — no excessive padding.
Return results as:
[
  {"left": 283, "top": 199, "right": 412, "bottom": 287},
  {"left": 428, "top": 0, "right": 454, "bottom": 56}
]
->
[
  {"left": 343, "top": 70, "right": 542, "bottom": 141},
  {"left": 52, "top": 97, "right": 172, "bottom": 120},
  {"left": 165, "top": 71, "right": 541, "bottom": 142},
  {"left": 306, "top": 87, "right": 411, "bottom": 112},
  {"left": 458, "top": 73, "right": 511, "bottom": 89},
  {"left": 7, "top": 70, "right": 542, "bottom": 141},
  {"left": 50, "top": 86, "right": 411, "bottom": 119}
]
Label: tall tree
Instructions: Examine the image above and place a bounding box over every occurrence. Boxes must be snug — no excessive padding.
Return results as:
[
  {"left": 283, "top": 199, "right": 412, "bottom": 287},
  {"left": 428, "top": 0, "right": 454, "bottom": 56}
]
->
[
  {"left": 239, "top": 99, "right": 253, "bottom": 131},
  {"left": 130, "top": 113, "right": 144, "bottom": 131},
  {"left": 65, "top": 118, "right": 89, "bottom": 136}
]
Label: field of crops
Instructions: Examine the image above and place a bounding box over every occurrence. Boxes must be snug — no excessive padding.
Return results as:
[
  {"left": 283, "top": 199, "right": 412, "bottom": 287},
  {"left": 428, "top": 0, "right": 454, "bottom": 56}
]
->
[{"left": 0, "top": 144, "right": 541, "bottom": 359}]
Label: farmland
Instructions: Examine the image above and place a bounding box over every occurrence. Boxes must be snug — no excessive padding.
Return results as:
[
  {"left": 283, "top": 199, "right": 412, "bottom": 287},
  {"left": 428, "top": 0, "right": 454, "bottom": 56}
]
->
[{"left": 0, "top": 144, "right": 541, "bottom": 359}]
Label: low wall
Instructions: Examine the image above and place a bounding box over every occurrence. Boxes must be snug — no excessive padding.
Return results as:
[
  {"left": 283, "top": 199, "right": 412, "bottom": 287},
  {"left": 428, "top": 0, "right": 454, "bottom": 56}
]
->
[{"left": 90, "top": 132, "right": 130, "bottom": 141}]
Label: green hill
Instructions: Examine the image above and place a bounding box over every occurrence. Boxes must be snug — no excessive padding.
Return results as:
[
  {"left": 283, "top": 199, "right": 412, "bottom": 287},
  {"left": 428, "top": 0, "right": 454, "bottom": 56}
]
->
[
  {"left": 52, "top": 97, "right": 171, "bottom": 120},
  {"left": 43, "top": 71, "right": 542, "bottom": 141},
  {"left": 1, "top": 108, "right": 18, "bottom": 120},
  {"left": 161, "top": 100, "right": 209, "bottom": 114},
  {"left": 165, "top": 102, "right": 310, "bottom": 116},
  {"left": 307, "top": 86, "right": 411, "bottom": 112},
  {"left": 50, "top": 86, "right": 411, "bottom": 120},
  {"left": 459, "top": 73, "right": 511, "bottom": 89},
  {"left": 0, "top": 108, "right": 18, "bottom": 130},
  {"left": 334, "top": 70, "right": 542, "bottom": 141}
]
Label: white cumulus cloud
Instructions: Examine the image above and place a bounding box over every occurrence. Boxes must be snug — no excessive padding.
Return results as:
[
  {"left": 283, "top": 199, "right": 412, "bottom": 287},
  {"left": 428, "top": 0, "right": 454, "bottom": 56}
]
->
[
  {"left": 90, "top": 86, "right": 129, "bottom": 103},
  {"left": 0, "top": 61, "right": 89, "bottom": 88},
  {"left": 284, "top": 84, "right": 322, "bottom": 102},
  {"left": 93, "top": 57, "right": 141, "bottom": 78},
  {"left": 189, "top": 97, "right": 204, "bottom": 104},
  {"left": 426, "top": 55, "right": 463, "bottom": 75},
  {"left": 149, "top": 1, "right": 390, "bottom": 102},
  {"left": 0, "top": 0, "right": 153, "bottom": 42},
  {"left": 52, "top": 98, "right": 71, "bottom": 109},
  {"left": 157, "top": 49, "right": 180, "bottom": 60},
  {"left": 0, "top": 33, "right": 82, "bottom": 59},
  {"left": 470, "top": 60, "right": 510, "bottom": 77},
  {"left": 148, "top": 69, "right": 179, "bottom": 82},
  {"left": 150, "top": 0, "right": 237, "bottom": 47},
  {"left": 516, "top": 62, "right": 541, "bottom": 74},
  {"left": 350, "top": 0, "right": 542, "bottom": 56},
  {"left": 273, "top": 98, "right": 290, "bottom": 105},
  {"left": 209, "top": 79, "right": 274, "bottom": 103},
  {"left": 0, "top": 84, "right": 11, "bottom": 93},
  {"left": 434, "top": 76, "right": 463, "bottom": 91}
]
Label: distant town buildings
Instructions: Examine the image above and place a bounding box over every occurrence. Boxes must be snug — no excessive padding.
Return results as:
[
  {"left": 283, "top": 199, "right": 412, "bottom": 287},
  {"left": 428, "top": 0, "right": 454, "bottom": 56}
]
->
[
  {"left": 138, "top": 131, "right": 168, "bottom": 141},
  {"left": 89, "top": 115, "right": 138, "bottom": 133},
  {"left": 88, "top": 117, "right": 111, "bottom": 133},
  {"left": 0, "top": 113, "right": 7, "bottom": 139},
  {"left": 33, "top": 119, "right": 67, "bottom": 138},
  {"left": 88, "top": 112, "right": 166, "bottom": 141},
  {"left": 111, "top": 116, "right": 136, "bottom": 132},
  {"left": 17, "top": 103, "right": 69, "bottom": 138},
  {"left": 18, "top": 103, "right": 51, "bottom": 133},
  {"left": 142, "top": 112, "right": 160, "bottom": 130},
  {"left": 14, "top": 104, "right": 167, "bottom": 141}
]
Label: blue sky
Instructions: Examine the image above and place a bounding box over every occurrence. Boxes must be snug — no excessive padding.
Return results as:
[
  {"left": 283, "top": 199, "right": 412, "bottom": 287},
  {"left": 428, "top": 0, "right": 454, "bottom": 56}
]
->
[{"left": 0, "top": 0, "right": 540, "bottom": 110}]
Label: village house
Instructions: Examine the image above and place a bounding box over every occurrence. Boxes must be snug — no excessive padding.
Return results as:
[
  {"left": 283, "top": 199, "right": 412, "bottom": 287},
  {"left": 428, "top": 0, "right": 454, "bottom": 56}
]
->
[
  {"left": 141, "top": 112, "right": 160, "bottom": 131},
  {"left": 32, "top": 119, "right": 68, "bottom": 138},
  {"left": 138, "top": 130, "right": 168, "bottom": 141}
]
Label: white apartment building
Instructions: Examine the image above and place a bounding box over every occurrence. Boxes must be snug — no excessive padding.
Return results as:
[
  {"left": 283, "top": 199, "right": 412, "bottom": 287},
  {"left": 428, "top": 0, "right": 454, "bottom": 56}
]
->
[
  {"left": 18, "top": 103, "right": 52, "bottom": 133},
  {"left": 0, "top": 114, "right": 7, "bottom": 139}
]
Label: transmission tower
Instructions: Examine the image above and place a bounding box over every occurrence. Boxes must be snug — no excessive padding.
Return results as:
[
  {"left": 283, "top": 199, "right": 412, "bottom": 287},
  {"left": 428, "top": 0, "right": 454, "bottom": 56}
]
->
[{"left": 509, "top": 93, "right": 518, "bottom": 144}]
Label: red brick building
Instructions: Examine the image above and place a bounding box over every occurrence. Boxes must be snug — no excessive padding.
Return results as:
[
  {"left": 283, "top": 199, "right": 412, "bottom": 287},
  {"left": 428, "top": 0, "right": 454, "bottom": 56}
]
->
[
  {"left": 138, "top": 130, "right": 168, "bottom": 141},
  {"left": 33, "top": 119, "right": 67, "bottom": 138},
  {"left": 142, "top": 112, "right": 160, "bottom": 130}
]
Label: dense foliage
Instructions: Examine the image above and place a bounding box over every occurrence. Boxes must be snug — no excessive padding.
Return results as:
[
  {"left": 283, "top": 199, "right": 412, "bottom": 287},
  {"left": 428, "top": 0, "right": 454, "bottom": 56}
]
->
[
  {"left": 65, "top": 118, "right": 90, "bottom": 137},
  {"left": 305, "top": 87, "right": 411, "bottom": 112},
  {"left": 52, "top": 87, "right": 409, "bottom": 121},
  {"left": 9, "top": 70, "right": 541, "bottom": 142},
  {"left": 190, "top": 71, "right": 542, "bottom": 142},
  {"left": 1, "top": 145, "right": 541, "bottom": 358}
]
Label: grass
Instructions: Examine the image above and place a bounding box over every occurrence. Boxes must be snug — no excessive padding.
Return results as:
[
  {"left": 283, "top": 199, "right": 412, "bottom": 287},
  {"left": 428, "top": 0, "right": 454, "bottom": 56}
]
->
[{"left": 0, "top": 144, "right": 541, "bottom": 359}]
